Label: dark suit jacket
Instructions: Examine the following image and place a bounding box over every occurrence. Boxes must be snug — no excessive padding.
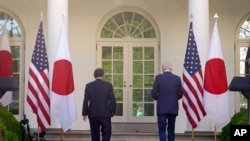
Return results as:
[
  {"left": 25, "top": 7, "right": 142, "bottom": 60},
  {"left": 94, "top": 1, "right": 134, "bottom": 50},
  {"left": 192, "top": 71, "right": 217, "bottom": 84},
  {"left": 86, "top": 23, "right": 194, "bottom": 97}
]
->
[
  {"left": 82, "top": 79, "right": 116, "bottom": 117},
  {"left": 151, "top": 71, "right": 183, "bottom": 115}
]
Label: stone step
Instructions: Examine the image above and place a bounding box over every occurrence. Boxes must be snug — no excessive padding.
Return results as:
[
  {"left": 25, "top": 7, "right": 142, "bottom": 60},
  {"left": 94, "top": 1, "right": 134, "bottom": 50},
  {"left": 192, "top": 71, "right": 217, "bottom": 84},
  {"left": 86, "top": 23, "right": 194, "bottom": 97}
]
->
[{"left": 31, "top": 129, "right": 220, "bottom": 141}]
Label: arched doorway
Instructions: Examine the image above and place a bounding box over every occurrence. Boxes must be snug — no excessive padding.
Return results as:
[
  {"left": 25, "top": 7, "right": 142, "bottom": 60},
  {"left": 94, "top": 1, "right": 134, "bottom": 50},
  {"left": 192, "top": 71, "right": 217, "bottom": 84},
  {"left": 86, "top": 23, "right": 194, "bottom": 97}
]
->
[
  {"left": 0, "top": 6, "right": 25, "bottom": 120},
  {"left": 96, "top": 6, "right": 160, "bottom": 123},
  {"left": 234, "top": 12, "right": 250, "bottom": 112}
]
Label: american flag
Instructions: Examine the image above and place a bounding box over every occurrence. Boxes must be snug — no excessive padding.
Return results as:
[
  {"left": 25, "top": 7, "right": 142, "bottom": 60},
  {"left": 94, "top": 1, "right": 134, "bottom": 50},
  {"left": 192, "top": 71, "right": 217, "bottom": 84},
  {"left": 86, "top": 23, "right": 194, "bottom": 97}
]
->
[
  {"left": 27, "top": 21, "right": 50, "bottom": 130},
  {"left": 182, "top": 22, "right": 206, "bottom": 128}
]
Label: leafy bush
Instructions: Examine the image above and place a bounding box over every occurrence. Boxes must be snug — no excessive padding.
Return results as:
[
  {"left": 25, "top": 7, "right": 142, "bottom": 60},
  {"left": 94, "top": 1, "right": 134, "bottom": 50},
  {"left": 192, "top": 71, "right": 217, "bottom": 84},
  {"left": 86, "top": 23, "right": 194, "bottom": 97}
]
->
[
  {"left": 0, "top": 105, "right": 28, "bottom": 141},
  {"left": 220, "top": 108, "right": 247, "bottom": 141},
  {"left": 0, "top": 120, "right": 8, "bottom": 141}
]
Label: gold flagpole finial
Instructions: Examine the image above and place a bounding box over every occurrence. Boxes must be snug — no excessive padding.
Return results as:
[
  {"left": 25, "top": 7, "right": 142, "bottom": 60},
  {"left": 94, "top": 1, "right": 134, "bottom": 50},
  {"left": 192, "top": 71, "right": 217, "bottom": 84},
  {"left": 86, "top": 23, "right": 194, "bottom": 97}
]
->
[
  {"left": 40, "top": 12, "right": 43, "bottom": 21},
  {"left": 214, "top": 13, "right": 219, "bottom": 21}
]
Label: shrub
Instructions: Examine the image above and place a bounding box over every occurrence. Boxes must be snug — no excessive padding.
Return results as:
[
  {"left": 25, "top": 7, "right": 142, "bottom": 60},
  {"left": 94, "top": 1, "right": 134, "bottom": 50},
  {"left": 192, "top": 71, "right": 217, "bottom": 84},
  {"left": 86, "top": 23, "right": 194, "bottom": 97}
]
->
[
  {"left": 0, "top": 105, "right": 28, "bottom": 141},
  {"left": 0, "top": 120, "right": 8, "bottom": 141},
  {"left": 220, "top": 108, "right": 247, "bottom": 141}
]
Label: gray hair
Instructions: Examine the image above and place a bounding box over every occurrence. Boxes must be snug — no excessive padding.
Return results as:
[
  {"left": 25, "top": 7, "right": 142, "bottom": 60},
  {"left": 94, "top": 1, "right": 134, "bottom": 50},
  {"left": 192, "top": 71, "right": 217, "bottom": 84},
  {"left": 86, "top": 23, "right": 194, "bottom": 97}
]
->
[{"left": 162, "top": 62, "right": 172, "bottom": 71}]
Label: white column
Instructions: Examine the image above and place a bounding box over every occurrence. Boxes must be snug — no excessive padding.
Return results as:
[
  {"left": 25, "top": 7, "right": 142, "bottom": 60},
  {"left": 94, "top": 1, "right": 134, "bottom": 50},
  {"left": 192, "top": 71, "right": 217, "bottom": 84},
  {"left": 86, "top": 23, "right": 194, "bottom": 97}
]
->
[
  {"left": 47, "top": 0, "right": 68, "bottom": 128},
  {"left": 188, "top": 0, "right": 211, "bottom": 131}
]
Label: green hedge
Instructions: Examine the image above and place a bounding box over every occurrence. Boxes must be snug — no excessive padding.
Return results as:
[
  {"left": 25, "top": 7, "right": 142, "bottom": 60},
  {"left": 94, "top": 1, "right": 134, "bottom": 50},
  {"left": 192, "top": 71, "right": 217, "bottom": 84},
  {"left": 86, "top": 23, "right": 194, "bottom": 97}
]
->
[
  {"left": 220, "top": 108, "right": 247, "bottom": 141},
  {"left": 0, "top": 120, "right": 8, "bottom": 141},
  {"left": 0, "top": 105, "right": 29, "bottom": 141}
]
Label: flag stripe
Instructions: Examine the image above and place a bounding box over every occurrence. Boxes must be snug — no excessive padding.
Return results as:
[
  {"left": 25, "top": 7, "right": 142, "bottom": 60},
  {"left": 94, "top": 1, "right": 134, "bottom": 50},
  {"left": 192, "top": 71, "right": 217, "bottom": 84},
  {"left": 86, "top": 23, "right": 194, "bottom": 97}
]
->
[
  {"left": 182, "top": 22, "right": 206, "bottom": 128},
  {"left": 183, "top": 70, "right": 206, "bottom": 115},
  {"left": 183, "top": 70, "right": 206, "bottom": 122},
  {"left": 28, "top": 57, "right": 50, "bottom": 130},
  {"left": 27, "top": 21, "right": 50, "bottom": 130},
  {"left": 182, "top": 97, "right": 199, "bottom": 127},
  {"left": 30, "top": 67, "right": 49, "bottom": 120},
  {"left": 29, "top": 64, "right": 50, "bottom": 103}
]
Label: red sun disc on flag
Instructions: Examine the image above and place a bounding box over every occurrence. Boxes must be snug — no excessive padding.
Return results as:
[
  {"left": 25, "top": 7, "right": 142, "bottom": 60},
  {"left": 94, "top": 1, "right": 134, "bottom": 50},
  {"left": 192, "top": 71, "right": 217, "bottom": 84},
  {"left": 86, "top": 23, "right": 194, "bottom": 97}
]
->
[
  {"left": 52, "top": 60, "right": 74, "bottom": 96},
  {"left": 204, "top": 58, "right": 228, "bottom": 95},
  {"left": 0, "top": 51, "right": 13, "bottom": 76}
]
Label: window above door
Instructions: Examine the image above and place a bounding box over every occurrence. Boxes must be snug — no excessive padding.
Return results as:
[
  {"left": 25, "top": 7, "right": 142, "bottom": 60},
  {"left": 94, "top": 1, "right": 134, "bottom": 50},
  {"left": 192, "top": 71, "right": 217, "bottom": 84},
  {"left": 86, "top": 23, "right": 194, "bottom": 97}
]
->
[
  {"left": 97, "top": 6, "right": 160, "bottom": 41},
  {"left": 101, "top": 11, "right": 156, "bottom": 38},
  {"left": 0, "top": 12, "right": 22, "bottom": 37}
]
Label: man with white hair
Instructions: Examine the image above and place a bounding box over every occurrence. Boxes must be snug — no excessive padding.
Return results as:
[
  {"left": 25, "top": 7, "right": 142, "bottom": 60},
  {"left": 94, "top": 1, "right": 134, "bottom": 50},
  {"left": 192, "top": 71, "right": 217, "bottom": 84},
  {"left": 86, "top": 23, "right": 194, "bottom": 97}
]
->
[{"left": 151, "top": 61, "right": 183, "bottom": 141}]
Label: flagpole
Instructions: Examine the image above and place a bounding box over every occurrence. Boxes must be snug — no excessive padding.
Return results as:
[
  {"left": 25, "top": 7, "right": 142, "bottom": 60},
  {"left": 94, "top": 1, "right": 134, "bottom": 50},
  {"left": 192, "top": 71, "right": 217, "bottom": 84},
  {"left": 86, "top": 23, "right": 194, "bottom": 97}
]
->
[
  {"left": 60, "top": 128, "right": 64, "bottom": 141},
  {"left": 192, "top": 128, "right": 194, "bottom": 141},
  {"left": 213, "top": 13, "right": 219, "bottom": 141},
  {"left": 37, "top": 127, "right": 40, "bottom": 141},
  {"left": 214, "top": 126, "right": 217, "bottom": 141}
]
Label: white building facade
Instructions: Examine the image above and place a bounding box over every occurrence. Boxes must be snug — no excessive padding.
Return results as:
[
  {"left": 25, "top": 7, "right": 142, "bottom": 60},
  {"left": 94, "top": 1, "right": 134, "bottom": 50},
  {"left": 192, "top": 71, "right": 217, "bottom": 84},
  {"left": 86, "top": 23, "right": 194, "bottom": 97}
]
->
[{"left": 0, "top": 0, "right": 250, "bottom": 133}]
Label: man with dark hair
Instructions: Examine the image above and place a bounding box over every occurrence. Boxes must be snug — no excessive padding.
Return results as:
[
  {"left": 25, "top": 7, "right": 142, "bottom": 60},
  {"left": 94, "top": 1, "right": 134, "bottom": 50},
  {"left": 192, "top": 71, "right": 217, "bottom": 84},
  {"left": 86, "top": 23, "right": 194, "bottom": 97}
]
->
[
  {"left": 82, "top": 68, "right": 116, "bottom": 141},
  {"left": 94, "top": 68, "right": 104, "bottom": 78}
]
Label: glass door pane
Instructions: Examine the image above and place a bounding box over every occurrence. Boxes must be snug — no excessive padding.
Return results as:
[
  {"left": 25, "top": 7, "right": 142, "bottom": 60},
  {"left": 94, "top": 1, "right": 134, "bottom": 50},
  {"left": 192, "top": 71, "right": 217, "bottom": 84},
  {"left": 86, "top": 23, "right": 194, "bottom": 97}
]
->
[
  {"left": 8, "top": 45, "right": 20, "bottom": 115},
  {"left": 102, "top": 46, "right": 124, "bottom": 115},
  {"left": 128, "top": 42, "right": 158, "bottom": 122},
  {"left": 97, "top": 42, "right": 128, "bottom": 122},
  {"left": 11, "top": 41, "right": 24, "bottom": 120},
  {"left": 97, "top": 42, "right": 159, "bottom": 123},
  {"left": 239, "top": 46, "right": 250, "bottom": 109}
]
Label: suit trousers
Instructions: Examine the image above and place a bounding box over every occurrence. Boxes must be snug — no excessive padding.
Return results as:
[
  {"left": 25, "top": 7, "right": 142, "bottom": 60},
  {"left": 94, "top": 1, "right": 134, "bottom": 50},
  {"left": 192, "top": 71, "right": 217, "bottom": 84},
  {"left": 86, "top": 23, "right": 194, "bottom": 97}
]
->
[
  {"left": 89, "top": 117, "right": 112, "bottom": 141},
  {"left": 157, "top": 113, "right": 177, "bottom": 141}
]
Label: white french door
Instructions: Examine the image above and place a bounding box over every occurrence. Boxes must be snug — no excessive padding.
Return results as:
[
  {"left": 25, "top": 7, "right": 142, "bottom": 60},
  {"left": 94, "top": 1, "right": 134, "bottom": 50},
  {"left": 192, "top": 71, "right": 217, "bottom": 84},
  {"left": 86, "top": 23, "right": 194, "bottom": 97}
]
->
[
  {"left": 235, "top": 42, "right": 250, "bottom": 110},
  {"left": 97, "top": 41, "right": 159, "bottom": 122}
]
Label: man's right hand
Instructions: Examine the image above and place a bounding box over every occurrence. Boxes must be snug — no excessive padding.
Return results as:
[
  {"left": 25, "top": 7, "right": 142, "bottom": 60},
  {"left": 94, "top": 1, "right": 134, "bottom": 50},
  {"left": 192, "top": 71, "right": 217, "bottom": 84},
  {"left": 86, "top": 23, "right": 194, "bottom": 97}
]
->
[{"left": 82, "top": 116, "right": 87, "bottom": 121}]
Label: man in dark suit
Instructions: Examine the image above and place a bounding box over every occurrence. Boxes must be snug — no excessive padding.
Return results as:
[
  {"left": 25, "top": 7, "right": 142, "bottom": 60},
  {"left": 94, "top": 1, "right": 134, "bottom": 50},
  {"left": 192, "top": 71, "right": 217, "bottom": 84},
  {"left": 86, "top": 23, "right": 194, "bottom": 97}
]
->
[
  {"left": 151, "top": 62, "right": 183, "bottom": 141},
  {"left": 82, "top": 68, "right": 116, "bottom": 141}
]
